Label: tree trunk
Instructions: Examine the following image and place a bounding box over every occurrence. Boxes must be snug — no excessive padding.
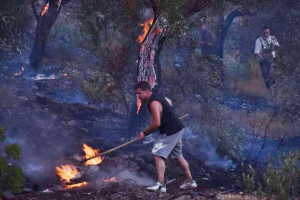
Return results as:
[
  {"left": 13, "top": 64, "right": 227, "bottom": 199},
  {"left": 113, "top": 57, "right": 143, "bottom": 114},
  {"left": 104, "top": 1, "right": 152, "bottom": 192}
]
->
[
  {"left": 30, "top": 0, "right": 69, "bottom": 70},
  {"left": 215, "top": 9, "right": 243, "bottom": 60},
  {"left": 129, "top": 0, "right": 211, "bottom": 133}
]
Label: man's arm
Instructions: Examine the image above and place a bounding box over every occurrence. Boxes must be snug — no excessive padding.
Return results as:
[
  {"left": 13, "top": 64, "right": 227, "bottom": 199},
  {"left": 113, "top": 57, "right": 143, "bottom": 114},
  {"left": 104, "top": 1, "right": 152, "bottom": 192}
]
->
[
  {"left": 273, "top": 36, "right": 279, "bottom": 46},
  {"left": 254, "top": 38, "right": 264, "bottom": 60},
  {"left": 138, "top": 101, "right": 162, "bottom": 140}
]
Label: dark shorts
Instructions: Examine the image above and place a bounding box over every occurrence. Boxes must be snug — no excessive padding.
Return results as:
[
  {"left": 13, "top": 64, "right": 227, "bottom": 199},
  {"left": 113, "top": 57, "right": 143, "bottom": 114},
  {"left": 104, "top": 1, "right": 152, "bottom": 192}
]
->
[{"left": 151, "top": 128, "right": 184, "bottom": 159}]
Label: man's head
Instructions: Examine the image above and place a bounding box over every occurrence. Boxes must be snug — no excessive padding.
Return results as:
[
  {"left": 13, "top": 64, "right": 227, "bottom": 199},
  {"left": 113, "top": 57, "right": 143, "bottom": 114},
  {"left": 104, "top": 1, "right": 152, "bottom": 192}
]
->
[
  {"left": 262, "top": 26, "right": 270, "bottom": 38},
  {"left": 134, "top": 81, "right": 152, "bottom": 101},
  {"left": 199, "top": 22, "right": 206, "bottom": 31}
]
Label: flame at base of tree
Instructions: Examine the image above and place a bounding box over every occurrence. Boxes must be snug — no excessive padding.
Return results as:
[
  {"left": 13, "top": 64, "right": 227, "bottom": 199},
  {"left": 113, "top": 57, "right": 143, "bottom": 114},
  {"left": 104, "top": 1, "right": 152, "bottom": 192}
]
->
[
  {"left": 137, "top": 15, "right": 168, "bottom": 89},
  {"left": 136, "top": 15, "right": 168, "bottom": 114},
  {"left": 136, "top": 18, "right": 154, "bottom": 43}
]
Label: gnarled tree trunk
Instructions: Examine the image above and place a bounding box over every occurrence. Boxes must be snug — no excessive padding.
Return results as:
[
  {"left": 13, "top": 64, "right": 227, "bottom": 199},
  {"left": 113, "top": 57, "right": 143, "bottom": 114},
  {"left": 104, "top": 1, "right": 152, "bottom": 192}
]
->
[{"left": 30, "top": 0, "right": 70, "bottom": 70}]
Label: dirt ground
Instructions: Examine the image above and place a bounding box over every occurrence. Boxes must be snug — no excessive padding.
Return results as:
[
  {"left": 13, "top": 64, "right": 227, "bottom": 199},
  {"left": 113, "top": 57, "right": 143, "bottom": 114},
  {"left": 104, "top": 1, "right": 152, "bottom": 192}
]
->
[{"left": 6, "top": 181, "right": 260, "bottom": 200}]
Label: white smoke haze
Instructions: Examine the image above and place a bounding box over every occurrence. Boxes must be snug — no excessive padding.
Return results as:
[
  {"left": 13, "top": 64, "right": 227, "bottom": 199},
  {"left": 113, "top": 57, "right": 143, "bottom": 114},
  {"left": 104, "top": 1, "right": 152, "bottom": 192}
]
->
[
  {"left": 183, "top": 128, "right": 236, "bottom": 170},
  {"left": 139, "top": 8, "right": 153, "bottom": 21}
]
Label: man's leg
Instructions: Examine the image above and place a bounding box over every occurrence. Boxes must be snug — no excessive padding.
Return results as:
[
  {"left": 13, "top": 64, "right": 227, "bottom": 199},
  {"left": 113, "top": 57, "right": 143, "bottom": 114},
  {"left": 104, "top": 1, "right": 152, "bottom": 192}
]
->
[
  {"left": 260, "top": 61, "right": 271, "bottom": 88},
  {"left": 175, "top": 156, "right": 193, "bottom": 182},
  {"left": 154, "top": 155, "right": 166, "bottom": 184}
]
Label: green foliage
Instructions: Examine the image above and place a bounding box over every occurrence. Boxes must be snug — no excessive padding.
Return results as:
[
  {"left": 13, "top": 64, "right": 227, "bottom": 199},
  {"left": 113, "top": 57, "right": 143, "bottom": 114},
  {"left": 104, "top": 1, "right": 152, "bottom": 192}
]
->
[
  {"left": 263, "top": 151, "right": 300, "bottom": 199},
  {"left": 238, "top": 165, "right": 262, "bottom": 194},
  {"left": 238, "top": 151, "right": 300, "bottom": 199},
  {"left": 5, "top": 144, "right": 22, "bottom": 160},
  {"left": 0, "top": 126, "right": 24, "bottom": 193},
  {"left": 0, "top": 127, "right": 6, "bottom": 142}
]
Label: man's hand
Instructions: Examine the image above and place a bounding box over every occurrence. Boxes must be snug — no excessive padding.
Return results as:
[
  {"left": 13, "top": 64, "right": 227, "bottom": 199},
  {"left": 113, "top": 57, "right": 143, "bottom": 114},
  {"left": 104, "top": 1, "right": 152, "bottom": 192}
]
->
[
  {"left": 138, "top": 132, "right": 146, "bottom": 140},
  {"left": 255, "top": 53, "right": 264, "bottom": 61}
]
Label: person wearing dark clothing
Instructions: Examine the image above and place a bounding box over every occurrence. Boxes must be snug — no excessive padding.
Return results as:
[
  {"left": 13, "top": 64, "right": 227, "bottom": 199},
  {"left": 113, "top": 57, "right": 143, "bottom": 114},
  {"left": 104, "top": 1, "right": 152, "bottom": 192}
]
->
[{"left": 134, "top": 81, "right": 196, "bottom": 192}]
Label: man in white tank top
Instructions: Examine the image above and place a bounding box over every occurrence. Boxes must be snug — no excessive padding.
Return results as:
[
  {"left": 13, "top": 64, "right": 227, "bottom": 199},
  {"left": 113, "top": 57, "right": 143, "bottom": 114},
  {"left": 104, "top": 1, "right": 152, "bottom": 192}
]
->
[{"left": 254, "top": 26, "right": 279, "bottom": 89}]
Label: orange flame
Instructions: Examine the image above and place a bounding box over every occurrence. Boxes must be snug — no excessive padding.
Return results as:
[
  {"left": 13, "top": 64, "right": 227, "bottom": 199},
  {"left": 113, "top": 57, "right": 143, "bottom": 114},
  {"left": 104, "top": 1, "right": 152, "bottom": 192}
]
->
[
  {"left": 14, "top": 71, "right": 21, "bottom": 76},
  {"left": 14, "top": 66, "right": 24, "bottom": 76},
  {"left": 156, "top": 29, "right": 162, "bottom": 34},
  {"left": 83, "top": 143, "right": 103, "bottom": 166},
  {"left": 136, "top": 18, "right": 154, "bottom": 43},
  {"left": 136, "top": 97, "right": 142, "bottom": 114},
  {"left": 103, "top": 177, "right": 116, "bottom": 182},
  {"left": 41, "top": 3, "right": 49, "bottom": 16},
  {"left": 66, "top": 182, "right": 88, "bottom": 189},
  {"left": 136, "top": 60, "right": 138, "bottom": 63},
  {"left": 56, "top": 165, "right": 81, "bottom": 183}
]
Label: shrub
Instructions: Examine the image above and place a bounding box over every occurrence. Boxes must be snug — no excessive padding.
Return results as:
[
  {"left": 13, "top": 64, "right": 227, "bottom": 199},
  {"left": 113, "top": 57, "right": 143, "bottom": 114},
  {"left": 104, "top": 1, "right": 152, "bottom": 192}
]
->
[
  {"left": 238, "top": 150, "right": 300, "bottom": 199},
  {"left": 0, "top": 126, "right": 24, "bottom": 193}
]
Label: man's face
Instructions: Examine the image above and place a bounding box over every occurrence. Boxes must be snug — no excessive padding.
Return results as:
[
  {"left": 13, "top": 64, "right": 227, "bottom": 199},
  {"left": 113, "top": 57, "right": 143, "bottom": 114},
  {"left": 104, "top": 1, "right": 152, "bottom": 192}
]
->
[
  {"left": 263, "top": 29, "right": 270, "bottom": 37},
  {"left": 135, "top": 88, "right": 150, "bottom": 101}
]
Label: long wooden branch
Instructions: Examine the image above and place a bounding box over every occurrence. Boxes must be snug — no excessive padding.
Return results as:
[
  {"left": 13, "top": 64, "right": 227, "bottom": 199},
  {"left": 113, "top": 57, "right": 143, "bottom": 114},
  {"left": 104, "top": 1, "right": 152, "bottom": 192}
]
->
[{"left": 82, "top": 114, "right": 190, "bottom": 163}]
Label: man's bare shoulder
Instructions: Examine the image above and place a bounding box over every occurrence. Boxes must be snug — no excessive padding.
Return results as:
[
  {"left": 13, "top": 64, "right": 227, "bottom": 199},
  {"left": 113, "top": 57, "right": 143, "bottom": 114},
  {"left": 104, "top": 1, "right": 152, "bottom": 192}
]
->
[{"left": 149, "top": 100, "right": 163, "bottom": 112}]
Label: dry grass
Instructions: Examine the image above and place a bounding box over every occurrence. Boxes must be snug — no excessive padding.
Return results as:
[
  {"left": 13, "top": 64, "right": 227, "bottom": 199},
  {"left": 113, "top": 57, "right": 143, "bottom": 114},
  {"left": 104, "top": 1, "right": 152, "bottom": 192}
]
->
[
  {"left": 226, "top": 58, "right": 269, "bottom": 99},
  {"left": 216, "top": 194, "right": 263, "bottom": 200}
]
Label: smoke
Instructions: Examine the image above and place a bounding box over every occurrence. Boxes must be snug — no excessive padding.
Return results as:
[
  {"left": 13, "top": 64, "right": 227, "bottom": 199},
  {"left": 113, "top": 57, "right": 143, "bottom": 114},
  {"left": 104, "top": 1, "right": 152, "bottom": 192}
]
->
[
  {"left": 94, "top": 169, "right": 155, "bottom": 187},
  {"left": 183, "top": 128, "right": 236, "bottom": 170},
  {"left": 139, "top": 8, "right": 153, "bottom": 21}
]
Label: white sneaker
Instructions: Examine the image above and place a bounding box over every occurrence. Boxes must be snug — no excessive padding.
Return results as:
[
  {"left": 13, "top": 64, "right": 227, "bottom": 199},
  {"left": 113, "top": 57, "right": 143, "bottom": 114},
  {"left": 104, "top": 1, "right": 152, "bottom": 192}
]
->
[
  {"left": 180, "top": 180, "right": 197, "bottom": 189},
  {"left": 147, "top": 182, "right": 166, "bottom": 192}
]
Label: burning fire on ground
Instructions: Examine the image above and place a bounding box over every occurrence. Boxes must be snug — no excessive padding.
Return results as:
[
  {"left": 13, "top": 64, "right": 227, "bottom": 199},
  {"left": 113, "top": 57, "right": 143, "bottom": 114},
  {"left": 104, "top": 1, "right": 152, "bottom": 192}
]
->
[
  {"left": 102, "top": 177, "right": 116, "bottom": 182},
  {"left": 82, "top": 143, "right": 103, "bottom": 166},
  {"left": 66, "top": 182, "right": 88, "bottom": 189},
  {"left": 14, "top": 66, "right": 24, "bottom": 76},
  {"left": 56, "top": 143, "right": 104, "bottom": 189},
  {"left": 136, "top": 18, "right": 154, "bottom": 43},
  {"left": 56, "top": 165, "right": 81, "bottom": 183}
]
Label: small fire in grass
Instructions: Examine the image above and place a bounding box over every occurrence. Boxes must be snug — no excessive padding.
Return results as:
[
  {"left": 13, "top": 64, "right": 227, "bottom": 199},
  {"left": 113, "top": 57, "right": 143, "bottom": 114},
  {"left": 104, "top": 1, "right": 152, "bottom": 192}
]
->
[
  {"left": 83, "top": 143, "right": 103, "bottom": 166},
  {"left": 136, "top": 18, "right": 154, "bottom": 43},
  {"left": 14, "top": 66, "right": 24, "bottom": 76},
  {"left": 56, "top": 165, "right": 82, "bottom": 183},
  {"left": 56, "top": 165, "right": 88, "bottom": 189},
  {"left": 66, "top": 182, "right": 88, "bottom": 189},
  {"left": 41, "top": 3, "right": 49, "bottom": 16},
  {"left": 102, "top": 177, "right": 116, "bottom": 182},
  {"left": 56, "top": 144, "right": 104, "bottom": 189}
]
